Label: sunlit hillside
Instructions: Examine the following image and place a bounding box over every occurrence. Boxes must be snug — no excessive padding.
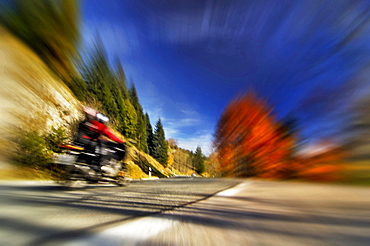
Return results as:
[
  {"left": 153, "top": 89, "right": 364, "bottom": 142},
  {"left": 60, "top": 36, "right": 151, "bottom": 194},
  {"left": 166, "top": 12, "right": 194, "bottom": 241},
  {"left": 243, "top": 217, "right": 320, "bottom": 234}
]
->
[
  {"left": 0, "top": 26, "right": 176, "bottom": 180},
  {"left": 0, "top": 26, "right": 81, "bottom": 165}
]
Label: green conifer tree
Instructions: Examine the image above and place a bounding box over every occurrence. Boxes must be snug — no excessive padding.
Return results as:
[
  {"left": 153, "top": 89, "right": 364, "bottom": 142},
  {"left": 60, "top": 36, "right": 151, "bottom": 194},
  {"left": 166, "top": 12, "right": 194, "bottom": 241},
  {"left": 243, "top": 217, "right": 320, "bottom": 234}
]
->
[
  {"left": 145, "top": 113, "right": 154, "bottom": 155},
  {"left": 193, "top": 146, "right": 205, "bottom": 174},
  {"left": 91, "top": 55, "right": 117, "bottom": 116},
  {"left": 113, "top": 60, "right": 137, "bottom": 139},
  {"left": 152, "top": 119, "right": 169, "bottom": 166},
  {"left": 129, "top": 84, "right": 148, "bottom": 152}
]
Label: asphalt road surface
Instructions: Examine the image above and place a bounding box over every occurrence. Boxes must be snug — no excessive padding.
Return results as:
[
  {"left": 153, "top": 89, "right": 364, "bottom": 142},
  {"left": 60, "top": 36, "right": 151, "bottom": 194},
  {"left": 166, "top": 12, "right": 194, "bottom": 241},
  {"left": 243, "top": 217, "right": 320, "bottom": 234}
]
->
[{"left": 1, "top": 178, "right": 369, "bottom": 246}]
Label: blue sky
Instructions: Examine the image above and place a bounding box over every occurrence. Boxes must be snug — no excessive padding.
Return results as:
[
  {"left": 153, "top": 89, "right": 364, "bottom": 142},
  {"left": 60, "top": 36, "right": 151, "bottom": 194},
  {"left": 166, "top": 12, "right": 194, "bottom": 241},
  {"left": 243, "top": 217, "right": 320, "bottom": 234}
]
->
[{"left": 80, "top": 0, "right": 370, "bottom": 154}]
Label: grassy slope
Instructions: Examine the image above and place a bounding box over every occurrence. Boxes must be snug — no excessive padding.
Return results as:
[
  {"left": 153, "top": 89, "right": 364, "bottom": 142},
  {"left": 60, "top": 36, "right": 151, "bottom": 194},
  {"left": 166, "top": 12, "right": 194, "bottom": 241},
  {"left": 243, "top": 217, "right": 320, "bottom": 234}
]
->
[{"left": 0, "top": 28, "right": 175, "bottom": 180}]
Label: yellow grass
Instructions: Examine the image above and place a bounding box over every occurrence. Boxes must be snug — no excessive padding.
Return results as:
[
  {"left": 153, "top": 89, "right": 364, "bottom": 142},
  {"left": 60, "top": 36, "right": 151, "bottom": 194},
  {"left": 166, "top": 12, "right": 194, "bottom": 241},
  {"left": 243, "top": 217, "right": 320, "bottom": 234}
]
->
[
  {"left": 0, "top": 167, "right": 55, "bottom": 180},
  {"left": 126, "top": 161, "right": 149, "bottom": 180},
  {"left": 336, "top": 160, "right": 370, "bottom": 185}
]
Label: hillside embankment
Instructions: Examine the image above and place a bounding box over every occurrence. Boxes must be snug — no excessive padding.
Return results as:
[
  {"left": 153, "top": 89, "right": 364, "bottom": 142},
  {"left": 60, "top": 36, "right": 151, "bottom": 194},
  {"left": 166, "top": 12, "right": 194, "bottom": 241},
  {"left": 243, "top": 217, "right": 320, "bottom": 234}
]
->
[{"left": 0, "top": 27, "right": 172, "bottom": 179}]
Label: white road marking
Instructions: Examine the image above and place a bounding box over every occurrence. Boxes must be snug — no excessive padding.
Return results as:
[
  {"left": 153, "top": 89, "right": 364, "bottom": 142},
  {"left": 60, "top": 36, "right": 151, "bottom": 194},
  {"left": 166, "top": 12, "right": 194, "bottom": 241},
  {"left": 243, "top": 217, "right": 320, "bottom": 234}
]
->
[
  {"left": 63, "top": 216, "right": 178, "bottom": 246},
  {"left": 215, "top": 182, "right": 250, "bottom": 197}
]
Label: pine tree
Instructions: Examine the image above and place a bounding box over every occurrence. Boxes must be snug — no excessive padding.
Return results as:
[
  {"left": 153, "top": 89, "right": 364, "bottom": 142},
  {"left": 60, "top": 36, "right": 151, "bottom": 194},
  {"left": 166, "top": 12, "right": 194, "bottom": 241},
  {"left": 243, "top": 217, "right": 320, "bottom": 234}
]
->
[
  {"left": 137, "top": 113, "right": 149, "bottom": 153},
  {"left": 145, "top": 113, "right": 154, "bottom": 155},
  {"left": 114, "top": 59, "right": 130, "bottom": 100},
  {"left": 83, "top": 38, "right": 120, "bottom": 116},
  {"left": 193, "top": 146, "right": 205, "bottom": 174},
  {"left": 152, "top": 119, "right": 169, "bottom": 166},
  {"left": 77, "top": 36, "right": 139, "bottom": 141},
  {"left": 129, "top": 84, "right": 148, "bottom": 152},
  {"left": 129, "top": 84, "right": 141, "bottom": 111}
]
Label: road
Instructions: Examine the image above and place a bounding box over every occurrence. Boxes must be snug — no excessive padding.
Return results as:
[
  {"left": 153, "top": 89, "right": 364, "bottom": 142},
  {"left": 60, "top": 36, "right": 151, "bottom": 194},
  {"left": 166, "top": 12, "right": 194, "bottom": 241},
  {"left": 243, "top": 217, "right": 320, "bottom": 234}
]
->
[{"left": 0, "top": 178, "right": 369, "bottom": 246}]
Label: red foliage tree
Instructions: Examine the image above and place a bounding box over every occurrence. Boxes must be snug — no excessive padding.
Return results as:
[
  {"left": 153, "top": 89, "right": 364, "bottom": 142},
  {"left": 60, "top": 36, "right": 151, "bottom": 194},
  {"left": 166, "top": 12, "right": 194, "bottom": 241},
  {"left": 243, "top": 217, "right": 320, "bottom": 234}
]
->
[{"left": 213, "top": 92, "right": 297, "bottom": 178}]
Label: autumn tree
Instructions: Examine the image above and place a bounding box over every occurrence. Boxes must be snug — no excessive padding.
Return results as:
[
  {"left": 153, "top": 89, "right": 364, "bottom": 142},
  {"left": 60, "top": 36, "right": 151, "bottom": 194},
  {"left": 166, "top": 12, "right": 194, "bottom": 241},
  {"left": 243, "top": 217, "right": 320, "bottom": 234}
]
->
[
  {"left": 172, "top": 148, "right": 194, "bottom": 174},
  {"left": 213, "top": 92, "right": 297, "bottom": 178},
  {"left": 167, "top": 138, "right": 179, "bottom": 149},
  {"left": 205, "top": 152, "right": 221, "bottom": 177}
]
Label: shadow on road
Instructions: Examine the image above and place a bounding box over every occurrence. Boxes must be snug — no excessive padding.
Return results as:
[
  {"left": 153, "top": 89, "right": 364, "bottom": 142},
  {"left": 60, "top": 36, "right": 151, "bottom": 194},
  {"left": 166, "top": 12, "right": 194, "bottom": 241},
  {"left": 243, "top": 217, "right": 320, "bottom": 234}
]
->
[
  {"left": 2, "top": 180, "right": 369, "bottom": 246},
  {"left": 0, "top": 179, "right": 240, "bottom": 245}
]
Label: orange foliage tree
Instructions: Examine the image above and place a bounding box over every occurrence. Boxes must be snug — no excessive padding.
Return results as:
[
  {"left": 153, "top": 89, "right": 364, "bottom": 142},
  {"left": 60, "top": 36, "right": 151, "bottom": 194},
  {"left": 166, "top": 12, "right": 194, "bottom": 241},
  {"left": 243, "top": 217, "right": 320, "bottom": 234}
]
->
[
  {"left": 295, "top": 143, "right": 346, "bottom": 182},
  {"left": 213, "top": 92, "right": 297, "bottom": 178}
]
